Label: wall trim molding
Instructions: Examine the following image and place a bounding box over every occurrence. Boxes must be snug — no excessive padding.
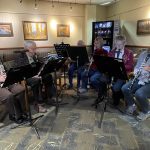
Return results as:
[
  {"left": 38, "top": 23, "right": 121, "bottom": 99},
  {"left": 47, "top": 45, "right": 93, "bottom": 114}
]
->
[
  {"left": 126, "top": 45, "right": 150, "bottom": 48},
  {"left": 0, "top": 45, "right": 91, "bottom": 51}
]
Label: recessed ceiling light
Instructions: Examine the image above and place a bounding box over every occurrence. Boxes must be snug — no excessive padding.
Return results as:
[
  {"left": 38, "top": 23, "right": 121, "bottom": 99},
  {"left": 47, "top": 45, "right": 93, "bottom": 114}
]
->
[{"left": 100, "top": 1, "right": 112, "bottom": 6}]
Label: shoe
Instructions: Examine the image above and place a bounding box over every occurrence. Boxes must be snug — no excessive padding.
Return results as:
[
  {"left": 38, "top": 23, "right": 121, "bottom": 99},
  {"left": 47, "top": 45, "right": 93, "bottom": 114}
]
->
[
  {"left": 21, "top": 113, "right": 28, "bottom": 121},
  {"left": 38, "top": 105, "right": 47, "bottom": 113},
  {"left": 136, "top": 111, "right": 150, "bottom": 121},
  {"left": 47, "top": 97, "right": 62, "bottom": 105},
  {"left": 125, "top": 104, "right": 137, "bottom": 115},
  {"left": 9, "top": 115, "right": 24, "bottom": 124},
  {"left": 78, "top": 88, "right": 87, "bottom": 94}
]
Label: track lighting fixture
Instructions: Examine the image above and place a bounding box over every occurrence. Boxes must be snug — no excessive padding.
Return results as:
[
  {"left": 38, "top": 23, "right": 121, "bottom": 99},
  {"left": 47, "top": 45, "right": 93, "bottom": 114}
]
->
[
  {"left": 52, "top": 0, "right": 55, "bottom": 8},
  {"left": 34, "top": 0, "right": 38, "bottom": 9},
  {"left": 69, "top": 3, "right": 72, "bottom": 11}
]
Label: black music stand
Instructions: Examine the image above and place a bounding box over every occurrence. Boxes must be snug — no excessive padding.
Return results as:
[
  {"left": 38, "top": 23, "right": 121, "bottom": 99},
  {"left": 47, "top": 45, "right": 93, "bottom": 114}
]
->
[
  {"left": 3, "top": 63, "right": 43, "bottom": 139},
  {"left": 93, "top": 55, "right": 128, "bottom": 128},
  {"left": 54, "top": 43, "right": 70, "bottom": 89},
  {"left": 67, "top": 46, "right": 89, "bottom": 103},
  {"left": 39, "top": 58, "right": 67, "bottom": 114}
]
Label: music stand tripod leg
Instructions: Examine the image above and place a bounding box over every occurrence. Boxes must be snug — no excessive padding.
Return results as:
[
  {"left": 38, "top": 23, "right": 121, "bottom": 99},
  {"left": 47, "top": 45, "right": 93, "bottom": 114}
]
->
[
  {"left": 11, "top": 78, "right": 43, "bottom": 139},
  {"left": 54, "top": 69, "right": 59, "bottom": 115},
  {"left": 98, "top": 85, "right": 109, "bottom": 128}
]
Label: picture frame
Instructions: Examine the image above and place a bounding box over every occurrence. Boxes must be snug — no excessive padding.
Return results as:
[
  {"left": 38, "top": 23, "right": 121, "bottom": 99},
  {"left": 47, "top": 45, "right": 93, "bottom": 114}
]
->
[
  {"left": 23, "top": 21, "right": 48, "bottom": 40},
  {"left": 0, "top": 23, "right": 13, "bottom": 37},
  {"left": 57, "top": 24, "right": 70, "bottom": 37},
  {"left": 137, "top": 19, "right": 150, "bottom": 35}
]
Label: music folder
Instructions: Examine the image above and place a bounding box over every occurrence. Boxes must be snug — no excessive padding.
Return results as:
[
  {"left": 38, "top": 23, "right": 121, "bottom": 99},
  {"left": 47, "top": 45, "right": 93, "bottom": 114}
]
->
[
  {"left": 67, "top": 46, "right": 89, "bottom": 67},
  {"left": 2, "top": 62, "right": 42, "bottom": 88},
  {"left": 93, "top": 55, "right": 128, "bottom": 80}
]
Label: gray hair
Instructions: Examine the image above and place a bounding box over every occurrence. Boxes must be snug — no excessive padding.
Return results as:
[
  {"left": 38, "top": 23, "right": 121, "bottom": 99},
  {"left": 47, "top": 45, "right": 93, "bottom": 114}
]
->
[
  {"left": 77, "top": 40, "right": 84, "bottom": 46},
  {"left": 24, "top": 41, "right": 36, "bottom": 50},
  {"left": 115, "top": 35, "right": 126, "bottom": 42}
]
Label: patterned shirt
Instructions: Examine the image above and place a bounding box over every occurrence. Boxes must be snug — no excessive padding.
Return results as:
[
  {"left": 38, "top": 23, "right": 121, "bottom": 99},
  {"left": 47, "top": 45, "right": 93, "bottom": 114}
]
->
[{"left": 134, "top": 51, "right": 150, "bottom": 85}]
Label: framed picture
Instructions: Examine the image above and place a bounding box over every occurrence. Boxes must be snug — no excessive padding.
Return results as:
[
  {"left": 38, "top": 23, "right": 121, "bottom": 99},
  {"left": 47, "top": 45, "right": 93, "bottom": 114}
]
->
[
  {"left": 23, "top": 21, "right": 48, "bottom": 40},
  {"left": 137, "top": 19, "right": 150, "bottom": 35},
  {"left": 57, "top": 24, "right": 70, "bottom": 37},
  {"left": 0, "top": 23, "right": 13, "bottom": 37}
]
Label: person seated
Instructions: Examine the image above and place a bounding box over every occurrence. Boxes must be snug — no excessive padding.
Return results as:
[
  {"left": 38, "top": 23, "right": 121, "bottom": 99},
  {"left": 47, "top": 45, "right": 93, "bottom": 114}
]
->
[
  {"left": 78, "top": 36, "right": 108, "bottom": 93},
  {"left": 67, "top": 40, "right": 85, "bottom": 89},
  {"left": 15, "top": 41, "right": 58, "bottom": 112},
  {"left": 108, "top": 35, "right": 134, "bottom": 106},
  {"left": 122, "top": 50, "right": 150, "bottom": 121},
  {"left": 0, "top": 59, "right": 27, "bottom": 124}
]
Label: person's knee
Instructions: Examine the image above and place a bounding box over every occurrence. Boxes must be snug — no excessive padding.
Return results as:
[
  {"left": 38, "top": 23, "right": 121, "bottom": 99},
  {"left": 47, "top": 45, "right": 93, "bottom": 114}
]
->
[
  {"left": 135, "top": 90, "right": 145, "bottom": 101},
  {"left": 121, "top": 84, "right": 129, "bottom": 94}
]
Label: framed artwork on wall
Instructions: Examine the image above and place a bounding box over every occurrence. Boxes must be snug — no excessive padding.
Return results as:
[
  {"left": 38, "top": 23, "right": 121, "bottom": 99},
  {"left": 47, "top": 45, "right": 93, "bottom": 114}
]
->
[
  {"left": 23, "top": 21, "right": 48, "bottom": 40},
  {"left": 57, "top": 24, "right": 70, "bottom": 37},
  {"left": 0, "top": 23, "right": 13, "bottom": 37},
  {"left": 137, "top": 19, "right": 150, "bottom": 35}
]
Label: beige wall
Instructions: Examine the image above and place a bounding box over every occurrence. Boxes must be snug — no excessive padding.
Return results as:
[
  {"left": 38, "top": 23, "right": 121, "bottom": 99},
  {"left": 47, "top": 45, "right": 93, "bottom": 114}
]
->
[
  {"left": 107, "top": 0, "right": 150, "bottom": 46},
  {"left": 96, "top": 5, "right": 107, "bottom": 21},
  {"left": 0, "top": 0, "right": 108, "bottom": 48},
  {"left": 0, "top": 0, "right": 85, "bottom": 48}
]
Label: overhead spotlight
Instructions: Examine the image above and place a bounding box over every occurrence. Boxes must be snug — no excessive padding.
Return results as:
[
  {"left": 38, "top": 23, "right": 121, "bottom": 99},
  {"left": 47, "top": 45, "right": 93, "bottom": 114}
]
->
[
  {"left": 69, "top": 3, "right": 72, "bottom": 11},
  {"left": 34, "top": 0, "right": 38, "bottom": 9},
  {"left": 52, "top": 0, "right": 55, "bottom": 8}
]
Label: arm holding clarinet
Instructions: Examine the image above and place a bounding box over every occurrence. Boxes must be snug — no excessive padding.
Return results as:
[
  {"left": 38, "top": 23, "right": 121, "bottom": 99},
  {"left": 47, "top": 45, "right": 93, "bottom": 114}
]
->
[{"left": 122, "top": 50, "right": 150, "bottom": 121}]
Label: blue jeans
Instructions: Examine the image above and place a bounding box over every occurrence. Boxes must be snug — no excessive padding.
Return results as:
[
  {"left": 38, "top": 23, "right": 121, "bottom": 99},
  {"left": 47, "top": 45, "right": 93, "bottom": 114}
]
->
[
  {"left": 80, "top": 69, "right": 101, "bottom": 90},
  {"left": 68, "top": 63, "right": 85, "bottom": 88},
  {"left": 112, "top": 79, "right": 125, "bottom": 92},
  {"left": 68, "top": 63, "right": 76, "bottom": 87},
  {"left": 122, "top": 80, "right": 150, "bottom": 113}
]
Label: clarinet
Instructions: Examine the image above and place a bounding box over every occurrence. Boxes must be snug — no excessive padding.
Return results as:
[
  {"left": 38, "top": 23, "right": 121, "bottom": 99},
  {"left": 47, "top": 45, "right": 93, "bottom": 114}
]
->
[{"left": 128, "top": 53, "right": 150, "bottom": 90}]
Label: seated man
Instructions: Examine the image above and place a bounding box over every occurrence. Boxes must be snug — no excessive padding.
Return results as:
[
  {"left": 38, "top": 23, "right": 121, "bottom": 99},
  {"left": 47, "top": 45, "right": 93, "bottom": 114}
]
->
[
  {"left": 108, "top": 35, "right": 134, "bottom": 106},
  {"left": 67, "top": 40, "right": 85, "bottom": 89},
  {"left": 0, "top": 59, "right": 26, "bottom": 124},
  {"left": 15, "top": 41, "right": 58, "bottom": 112},
  {"left": 79, "top": 36, "right": 108, "bottom": 93},
  {"left": 122, "top": 50, "right": 150, "bottom": 121}
]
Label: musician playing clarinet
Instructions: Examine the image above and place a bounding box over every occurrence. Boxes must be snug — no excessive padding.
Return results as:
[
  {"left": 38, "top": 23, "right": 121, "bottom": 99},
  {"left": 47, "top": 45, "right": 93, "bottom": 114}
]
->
[
  {"left": 79, "top": 36, "right": 108, "bottom": 93},
  {"left": 14, "top": 41, "right": 58, "bottom": 113},
  {"left": 109, "top": 35, "right": 134, "bottom": 106},
  {"left": 122, "top": 50, "right": 150, "bottom": 121}
]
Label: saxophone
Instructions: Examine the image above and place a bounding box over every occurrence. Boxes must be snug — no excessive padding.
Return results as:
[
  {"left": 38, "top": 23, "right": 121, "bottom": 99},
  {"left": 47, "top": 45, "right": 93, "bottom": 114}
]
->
[{"left": 128, "top": 53, "right": 150, "bottom": 90}]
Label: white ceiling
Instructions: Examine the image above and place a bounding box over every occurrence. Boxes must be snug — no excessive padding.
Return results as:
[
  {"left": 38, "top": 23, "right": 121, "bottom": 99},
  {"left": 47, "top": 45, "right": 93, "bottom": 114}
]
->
[{"left": 39, "top": 0, "right": 118, "bottom": 5}]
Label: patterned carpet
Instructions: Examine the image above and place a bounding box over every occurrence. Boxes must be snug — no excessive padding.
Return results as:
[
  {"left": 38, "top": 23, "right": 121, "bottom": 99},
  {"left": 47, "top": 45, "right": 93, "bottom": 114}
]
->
[{"left": 0, "top": 90, "right": 150, "bottom": 150}]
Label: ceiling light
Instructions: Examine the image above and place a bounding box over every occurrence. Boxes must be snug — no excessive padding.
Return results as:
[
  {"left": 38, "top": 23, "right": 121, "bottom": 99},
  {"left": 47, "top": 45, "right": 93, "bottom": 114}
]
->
[
  {"left": 35, "top": 0, "right": 38, "bottom": 9},
  {"left": 52, "top": 0, "right": 55, "bottom": 8},
  {"left": 100, "top": 1, "right": 112, "bottom": 6},
  {"left": 69, "top": 3, "right": 72, "bottom": 11}
]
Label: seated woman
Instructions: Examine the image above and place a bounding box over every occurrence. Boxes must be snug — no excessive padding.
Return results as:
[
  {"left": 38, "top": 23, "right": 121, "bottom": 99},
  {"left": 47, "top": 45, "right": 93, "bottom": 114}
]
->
[
  {"left": 78, "top": 36, "right": 108, "bottom": 93},
  {"left": 0, "top": 60, "right": 26, "bottom": 124},
  {"left": 122, "top": 50, "right": 150, "bottom": 121}
]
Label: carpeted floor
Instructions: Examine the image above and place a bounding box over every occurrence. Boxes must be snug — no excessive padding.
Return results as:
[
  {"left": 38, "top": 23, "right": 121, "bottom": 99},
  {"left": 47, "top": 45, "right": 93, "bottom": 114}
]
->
[{"left": 0, "top": 89, "right": 150, "bottom": 150}]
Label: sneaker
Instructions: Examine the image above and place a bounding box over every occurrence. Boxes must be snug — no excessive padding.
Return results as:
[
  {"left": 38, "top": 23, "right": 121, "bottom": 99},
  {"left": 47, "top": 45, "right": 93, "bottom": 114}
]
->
[
  {"left": 125, "top": 104, "right": 137, "bottom": 115},
  {"left": 136, "top": 111, "right": 150, "bottom": 121},
  {"left": 78, "top": 88, "right": 87, "bottom": 94},
  {"left": 9, "top": 115, "right": 24, "bottom": 124},
  {"left": 38, "top": 105, "right": 47, "bottom": 113}
]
